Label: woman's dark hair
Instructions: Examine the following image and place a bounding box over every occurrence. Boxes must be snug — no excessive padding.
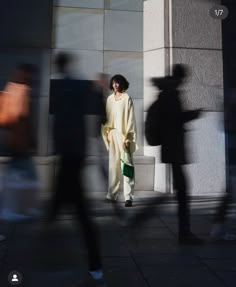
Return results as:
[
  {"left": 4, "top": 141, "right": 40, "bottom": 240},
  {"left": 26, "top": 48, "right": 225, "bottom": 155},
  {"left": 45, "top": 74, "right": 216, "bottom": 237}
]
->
[{"left": 109, "top": 74, "right": 129, "bottom": 92}]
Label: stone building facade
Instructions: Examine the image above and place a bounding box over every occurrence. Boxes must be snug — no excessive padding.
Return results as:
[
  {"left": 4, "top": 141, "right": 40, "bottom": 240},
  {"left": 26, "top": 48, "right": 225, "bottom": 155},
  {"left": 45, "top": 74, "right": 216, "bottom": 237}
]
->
[{"left": 0, "top": 0, "right": 225, "bottom": 197}]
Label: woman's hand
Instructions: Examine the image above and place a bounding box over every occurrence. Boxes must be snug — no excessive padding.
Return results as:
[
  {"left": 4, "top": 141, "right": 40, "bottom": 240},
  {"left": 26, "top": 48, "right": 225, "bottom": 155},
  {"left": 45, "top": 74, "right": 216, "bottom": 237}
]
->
[{"left": 124, "top": 140, "right": 130, "bottom": 149}]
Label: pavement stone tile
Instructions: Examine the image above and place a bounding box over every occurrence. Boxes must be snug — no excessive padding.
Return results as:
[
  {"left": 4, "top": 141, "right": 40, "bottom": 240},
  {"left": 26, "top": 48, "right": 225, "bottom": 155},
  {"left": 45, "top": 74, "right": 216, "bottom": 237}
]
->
[
  {"left": 163, "top": 222, "right": 211, "bottom": 237},
  {"left": 141, "top": 266, "right": 226, "bottom": 287},
  {"left": 203, "top": 258, "right": 236, "bottom": 272},
  {"left": 133, "top": 254, "right": 202, "bottom": 267},
  {"left": 0, "top": 198, "right": 236, "bottom": 287},
  {"left": 102, "top": 256, "right": 139, "bottom": 271},
  {"left": 131, "top": 217, "right": 168, "bottom": 228},
  {"left": 190, "top": 244, "right": 236, "bottom": 259},
  {"left": 100, "top": 231, "right": 130, "bottom": 256},
  {"left": 100, "top": 241, "right": 130, "bottom": 257},
  {"left": 105, "top": 271, "right": 148, "bottom": 287},
  {"left": 161, "top": 222, "right": 179, "bottom": 233},
  {"left": 13, "top": 221, "right": 79, "bottom": 238},
  {"left": 0, "top": 222, "right": 15, "bottom": 239},
  {"left": 127, "top": 239, "right": 179, "bottom": 254},
  {"left": 5, "top": 237, "right": 86, "bottom": 266},
  {"left": 122, "top": 227, "right": 176, "bottom": 240},
  {"left": 94, "top": 216, "right": 121, "bottom": 228},
  {"left": 217, "top": 271, "right": 236, "bottom": 287}
]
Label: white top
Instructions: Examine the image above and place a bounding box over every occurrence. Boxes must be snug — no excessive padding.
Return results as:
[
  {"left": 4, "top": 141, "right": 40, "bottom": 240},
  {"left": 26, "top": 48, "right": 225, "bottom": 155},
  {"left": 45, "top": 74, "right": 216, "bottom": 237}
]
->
[{"left": 101, "top": 92, "right": 138, "bottom": 153}]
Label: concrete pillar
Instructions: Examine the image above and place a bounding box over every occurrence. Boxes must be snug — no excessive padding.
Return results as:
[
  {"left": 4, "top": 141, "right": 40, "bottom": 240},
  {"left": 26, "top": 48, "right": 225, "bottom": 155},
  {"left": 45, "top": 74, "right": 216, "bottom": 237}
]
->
[{"left": 144, "top": 0, "right": 225, "bottom": 195}]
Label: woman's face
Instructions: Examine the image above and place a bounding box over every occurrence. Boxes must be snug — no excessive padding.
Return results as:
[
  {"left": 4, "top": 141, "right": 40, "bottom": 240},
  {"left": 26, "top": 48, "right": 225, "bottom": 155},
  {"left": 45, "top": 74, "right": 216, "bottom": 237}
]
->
[{"left": 112, "top": 80, "right": 120, "bottom": 92}]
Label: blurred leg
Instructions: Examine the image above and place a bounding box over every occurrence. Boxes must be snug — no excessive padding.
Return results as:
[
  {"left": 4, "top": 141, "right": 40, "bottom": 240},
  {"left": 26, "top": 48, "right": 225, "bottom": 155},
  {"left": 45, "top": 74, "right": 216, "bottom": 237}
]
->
[
  {"left": 48, "top": 157, "right": 67, "bottom": 220},
  {"left": 69, "top": 157, "right": 102, "bottom": 271},
  {"left": 123, "top": 175, "right": 135, "bottom": 201},
  {"left": 172, "top": 164, "right": 190, "bottom": 236}
]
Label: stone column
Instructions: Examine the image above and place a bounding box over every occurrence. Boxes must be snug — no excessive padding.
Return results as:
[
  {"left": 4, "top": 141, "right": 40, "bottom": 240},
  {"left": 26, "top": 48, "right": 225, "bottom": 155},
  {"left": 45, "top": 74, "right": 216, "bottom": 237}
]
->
[
  {"left": 144, "top": 0, "right": 225, "bottom": 195},
  {"left": 143, "top": 0, "right": 172, "bottom": 193}
]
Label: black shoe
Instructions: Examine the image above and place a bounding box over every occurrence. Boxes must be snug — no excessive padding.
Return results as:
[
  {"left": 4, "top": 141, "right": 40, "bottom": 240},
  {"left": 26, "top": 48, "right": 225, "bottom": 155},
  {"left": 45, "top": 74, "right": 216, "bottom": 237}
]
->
[
  {"left": 125, "top": 200, "right": 132, "bottom": 207},
  {"left": 178, "top": 232, "right": 204, "bottom": 245}
]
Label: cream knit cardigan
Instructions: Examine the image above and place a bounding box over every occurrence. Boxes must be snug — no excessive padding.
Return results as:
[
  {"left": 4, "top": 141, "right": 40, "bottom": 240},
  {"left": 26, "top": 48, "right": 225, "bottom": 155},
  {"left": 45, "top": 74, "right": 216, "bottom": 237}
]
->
[{"left": 101, "top": 92, "right": 138, "bottom": 153}]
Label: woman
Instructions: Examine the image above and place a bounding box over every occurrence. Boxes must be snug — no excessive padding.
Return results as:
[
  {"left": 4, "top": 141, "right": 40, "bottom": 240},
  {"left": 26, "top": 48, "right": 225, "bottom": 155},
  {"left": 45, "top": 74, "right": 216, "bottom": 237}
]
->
[{"left": 102, "top": 74, "right": 138, "bottom": 207}]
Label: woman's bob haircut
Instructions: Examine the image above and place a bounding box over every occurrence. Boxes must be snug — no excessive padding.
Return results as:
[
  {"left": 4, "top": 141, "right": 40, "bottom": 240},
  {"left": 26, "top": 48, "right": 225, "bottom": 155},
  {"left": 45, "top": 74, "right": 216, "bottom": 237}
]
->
[{"left": 109, "top": 74, "right": 129, "bottom": 92}]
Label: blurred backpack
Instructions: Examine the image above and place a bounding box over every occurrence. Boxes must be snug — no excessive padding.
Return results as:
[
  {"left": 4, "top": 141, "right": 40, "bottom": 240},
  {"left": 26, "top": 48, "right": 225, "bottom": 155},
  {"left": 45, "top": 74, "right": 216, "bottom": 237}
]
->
[{"left": 145, "top": 99, "right": 163, "bottom": 146}]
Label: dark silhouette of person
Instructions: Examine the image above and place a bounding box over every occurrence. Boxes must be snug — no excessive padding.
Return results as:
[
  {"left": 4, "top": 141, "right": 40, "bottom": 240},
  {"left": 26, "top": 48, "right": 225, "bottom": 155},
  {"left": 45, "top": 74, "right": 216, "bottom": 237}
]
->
[
  {"left": 91, "top": 73, "right": 107, "bottom": 127},
  {"left": 157, "top": 64, "right": 202, "bottom": 244},
  {"left": 48, "top": 52, "right": 106, "bottom": 285},
  {"left": 130, "top": 64, "right": 203, "bottom": 244},
  {"left": 210, "top": 97, "right": 236, "bottom": 241},
  {"left": 90, "top": 73, "right": 109, "bottom": 183}
]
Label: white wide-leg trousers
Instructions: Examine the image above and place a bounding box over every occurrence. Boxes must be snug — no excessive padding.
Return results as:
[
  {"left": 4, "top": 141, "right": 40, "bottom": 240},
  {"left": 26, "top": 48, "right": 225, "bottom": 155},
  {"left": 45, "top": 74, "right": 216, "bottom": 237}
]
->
[{"left": 107, "top": 129, "right": 134, "bottom": 201}]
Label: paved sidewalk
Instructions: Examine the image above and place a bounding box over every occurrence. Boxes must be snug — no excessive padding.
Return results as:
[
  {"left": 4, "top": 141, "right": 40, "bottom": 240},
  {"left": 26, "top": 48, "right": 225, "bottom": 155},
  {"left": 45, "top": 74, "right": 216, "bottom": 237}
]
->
[{"left": 0, "top": 192, "right": 236, "bottom": 287}]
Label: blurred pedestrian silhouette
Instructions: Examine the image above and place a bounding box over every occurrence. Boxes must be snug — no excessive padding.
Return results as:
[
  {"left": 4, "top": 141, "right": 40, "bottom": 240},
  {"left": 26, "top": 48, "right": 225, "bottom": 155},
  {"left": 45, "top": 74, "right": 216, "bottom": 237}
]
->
[
  {"left": 132, "top": 64, "right": 203, "bottom": 244},
  {"left": 210, "top": 96, "right": 236, "bottom": 241},
  {"left": 48, "top": 52, "right": 106, "bottom": 286},
  {"left": 0, "top": 63, "right": 39, "bottom": 221},
  {"left": 92, "top": 73, "right": 108, "bottom": 128},
  {"left": 90, "top": 73, "right": 109, "bottom": 185},
  {"left": 101, "top": 74, "right": 138, "bottom": 207}
]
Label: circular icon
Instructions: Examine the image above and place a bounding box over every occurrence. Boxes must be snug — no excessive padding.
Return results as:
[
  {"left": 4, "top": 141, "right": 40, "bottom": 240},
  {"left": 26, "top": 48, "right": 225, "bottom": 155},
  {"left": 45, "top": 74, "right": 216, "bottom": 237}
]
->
[
  {"left": 8, "top": 271, "right": 22, "bottom": 285},
  {"left": 210, "top": 5, "right": 229, "bottom": 20}
]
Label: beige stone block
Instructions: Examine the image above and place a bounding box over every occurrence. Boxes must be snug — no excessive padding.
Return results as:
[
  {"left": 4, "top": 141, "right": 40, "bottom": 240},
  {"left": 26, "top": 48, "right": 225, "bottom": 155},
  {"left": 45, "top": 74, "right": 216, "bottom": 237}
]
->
[
  {"left": 54, "top": 0, "right": 104, "bottom": 9},
  {"left": 185, "top": 112, "right": 225, "bottom": 196},
  {"left": 143, "top": 117, "right": 169, "bottom": 193},
  {"left": 144, "top": 48, "right": 167, "bottom": 111},
  {"left": 53, "top": 7, "right": 104, "bottom": 50},
  {"left": 104, "top": 10, "right": 143, "bottom": 51},
  {"left": 133, "top": 99, "right": 144, "bottom": 156},
  {"left": 144, "top": 0, "right": 166, "bottom": 51},
  {"left": 172, "top": 48, "right": 223, "bottom": 111},
  {"left": 38, "top": 51, "right": 51, "bottom": 97},
  {"left": 34, "top": 157, "right": 56, "bottom": 194},
  {"left": 83, "top": 155, "right": 155, "bottom": 192},
  {"left": 105, "top": 0, "right": 143, "bottom": 11},
  {"left": 36, "top": 97, "right": 50, "bottom": 156},
  {"left": 134, "top": 161, "right": 155, "bottom": 191},
  {"left": 171, "top": 0, "right": 222, "bottom": 49}
]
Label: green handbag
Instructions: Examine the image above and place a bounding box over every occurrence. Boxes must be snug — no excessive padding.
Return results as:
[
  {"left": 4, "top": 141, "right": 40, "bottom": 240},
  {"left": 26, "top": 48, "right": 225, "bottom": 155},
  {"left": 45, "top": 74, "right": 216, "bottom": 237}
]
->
[{"left": 120, "top": 151, "right": 134, "bottom": 179}]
